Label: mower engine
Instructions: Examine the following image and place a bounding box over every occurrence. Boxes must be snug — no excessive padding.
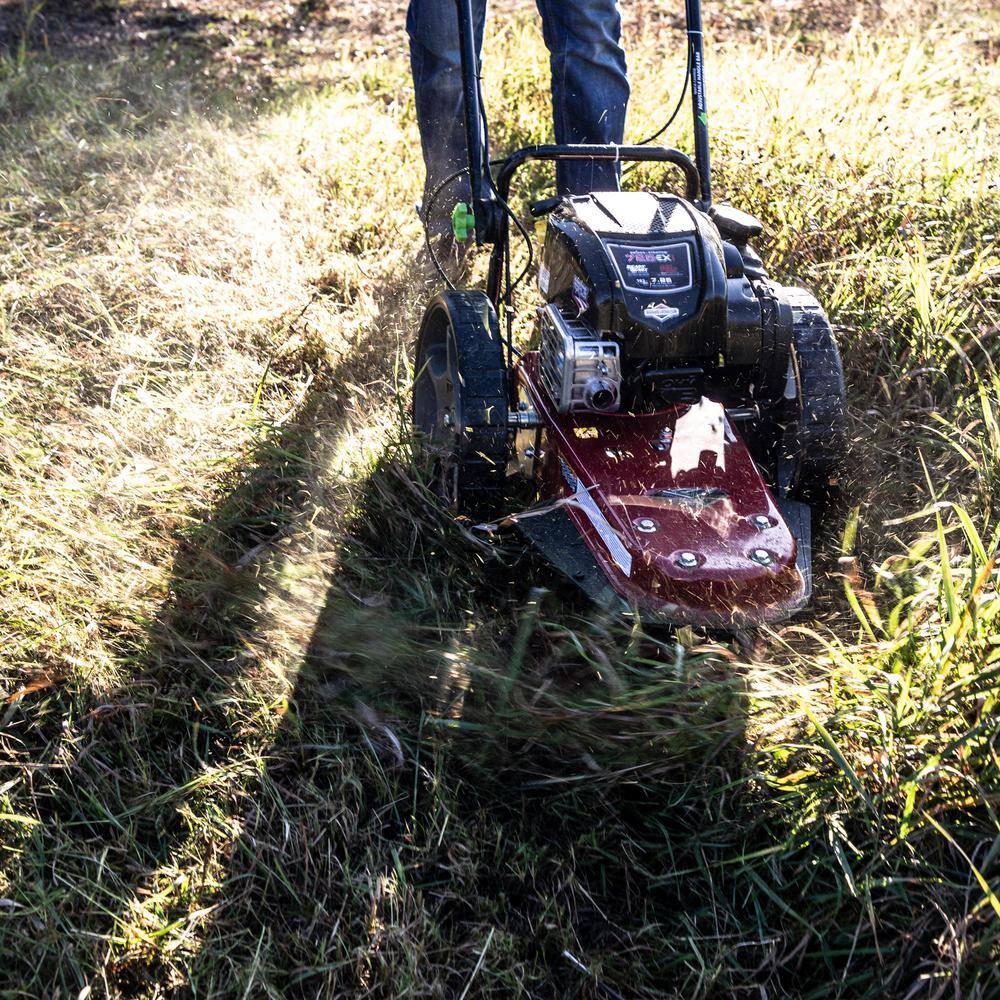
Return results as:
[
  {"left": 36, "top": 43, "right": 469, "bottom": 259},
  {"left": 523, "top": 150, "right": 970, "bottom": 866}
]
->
[
  {"left": 536, "top": 191, "right": 792, "bottom": 418},
  {"left": 489, "top": 189, "right": 845, "bottom": 625}
]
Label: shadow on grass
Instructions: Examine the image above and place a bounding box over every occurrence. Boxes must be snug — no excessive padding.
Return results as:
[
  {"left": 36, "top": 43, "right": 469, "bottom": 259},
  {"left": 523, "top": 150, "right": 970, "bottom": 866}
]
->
[
  {"left": 123, "top": 416, "right": 756, "bottom": 997},
  {"left": 0, "top": 0, "right": 307, "bottom": 56},
  {"left": 106, "top": 310, "right": 758, "bottom": 997},
  {"left": 0, "top": 239, "right": 760, "bottom": 998}
]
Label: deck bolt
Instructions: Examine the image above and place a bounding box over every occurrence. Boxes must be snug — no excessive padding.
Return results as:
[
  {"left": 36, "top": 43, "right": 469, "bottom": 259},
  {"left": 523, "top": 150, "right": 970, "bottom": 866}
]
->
[
  {"left": 635, "top": 517, "right": 657, "bottom": 533},
  {"left": 676, "top": 551, "right": 699, "bottom": 568},
  {"left": 443, "top": 411, "right": 453, "bottom": 427},
  {"left": 524, "top": 447, "right": 535, "bottom": 459},
  {"left": 751, "top": 515, "right": 772, "bottom": 530},
  {"left": 751, "top": 548, "right": 773, "bottom": 566}
]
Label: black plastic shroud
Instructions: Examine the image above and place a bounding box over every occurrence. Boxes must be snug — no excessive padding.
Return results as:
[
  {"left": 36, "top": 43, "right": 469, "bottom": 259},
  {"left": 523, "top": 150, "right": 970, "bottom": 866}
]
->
[{"left": 536, "top": 191, "right": 792, "bottom": 411}]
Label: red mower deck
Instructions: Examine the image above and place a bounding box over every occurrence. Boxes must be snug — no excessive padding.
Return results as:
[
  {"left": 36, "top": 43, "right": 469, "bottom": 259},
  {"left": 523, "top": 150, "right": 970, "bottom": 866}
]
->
[{"left": 517, "top": 353, "right": 808, "bottom": 626}]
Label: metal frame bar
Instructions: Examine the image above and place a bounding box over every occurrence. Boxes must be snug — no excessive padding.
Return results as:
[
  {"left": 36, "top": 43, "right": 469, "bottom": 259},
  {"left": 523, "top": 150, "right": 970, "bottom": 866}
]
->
[
  {"left": 685, "top": 0, "right": 712, "bottom": 208},
  {"left": 454, "top": 0, "right": 493, "bottom": 241}
]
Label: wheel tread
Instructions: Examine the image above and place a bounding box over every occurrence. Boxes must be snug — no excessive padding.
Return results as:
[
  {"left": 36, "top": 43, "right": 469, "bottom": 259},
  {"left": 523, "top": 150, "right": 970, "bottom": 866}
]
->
[
  {"left": 787, "top": 290, "right": 847, "bottom": 496},
  {"left": 413, "top": 290, "right": 510, "bottom": 517}
]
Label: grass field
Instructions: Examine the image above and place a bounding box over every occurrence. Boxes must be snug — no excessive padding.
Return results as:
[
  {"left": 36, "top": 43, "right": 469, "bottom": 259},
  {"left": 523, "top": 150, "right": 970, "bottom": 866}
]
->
[{"left": 1, "top": 0, "right": 999, "bottom": 996}]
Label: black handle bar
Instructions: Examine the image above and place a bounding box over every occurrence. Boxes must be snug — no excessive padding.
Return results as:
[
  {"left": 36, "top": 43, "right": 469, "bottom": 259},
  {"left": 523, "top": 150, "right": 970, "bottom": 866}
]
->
[{"left": 494, "top": 144, "right": 701, "bottom": 206}]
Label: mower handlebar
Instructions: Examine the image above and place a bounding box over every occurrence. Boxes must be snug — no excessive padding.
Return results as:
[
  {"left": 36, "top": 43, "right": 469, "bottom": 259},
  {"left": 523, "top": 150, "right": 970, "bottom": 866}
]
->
[
  {"left": 484, "top": 144, "right": 701, "bottom": 308},
  {"left": 494, "top": 144, "right": 701, "bottom": 206}
]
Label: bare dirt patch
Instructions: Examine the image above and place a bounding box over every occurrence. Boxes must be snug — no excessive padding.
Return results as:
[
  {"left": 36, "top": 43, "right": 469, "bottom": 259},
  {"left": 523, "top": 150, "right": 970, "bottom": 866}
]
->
[{"left": 1, "top": 0, "right": 917, "bottom": 67}]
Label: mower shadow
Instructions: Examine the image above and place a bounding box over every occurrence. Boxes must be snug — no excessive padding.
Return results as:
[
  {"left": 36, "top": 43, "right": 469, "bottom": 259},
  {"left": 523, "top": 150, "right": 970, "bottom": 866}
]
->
[
  {"left": 160, "top": 370, "right": 758, "bottom": 996},
  {"left": 160, "top": 439, "right": 757, "bottom": 998},
  {"left": 0, "top": 246, "right": 756, "bottom": 997}
]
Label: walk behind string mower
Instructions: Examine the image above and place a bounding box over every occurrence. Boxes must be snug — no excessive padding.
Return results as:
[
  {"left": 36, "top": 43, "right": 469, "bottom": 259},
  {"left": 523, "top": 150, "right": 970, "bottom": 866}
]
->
[{"left": 412, "top": 0, "right": 846, "bottom": 627}]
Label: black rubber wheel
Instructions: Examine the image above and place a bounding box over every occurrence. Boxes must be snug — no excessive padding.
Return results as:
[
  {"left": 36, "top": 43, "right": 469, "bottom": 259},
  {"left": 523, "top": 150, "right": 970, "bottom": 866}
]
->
[
  {"left": 412, "top": 290, "right": 510, "bottom": 517},
  {"left": 777, "top": 287, "right": 847, "bottom": 499}
]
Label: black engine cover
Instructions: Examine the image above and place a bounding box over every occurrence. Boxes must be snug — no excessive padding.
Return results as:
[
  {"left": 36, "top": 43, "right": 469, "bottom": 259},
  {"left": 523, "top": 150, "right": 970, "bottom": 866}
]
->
[
  {"left": 537, "top": 191, "right": 797, "bottom": 411},
  {"left": 539, "top": 192, "right": 729, "bottom": 365}
]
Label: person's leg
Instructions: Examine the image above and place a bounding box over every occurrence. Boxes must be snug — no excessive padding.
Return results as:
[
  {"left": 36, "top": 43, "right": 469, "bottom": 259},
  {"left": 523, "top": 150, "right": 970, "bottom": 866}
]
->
[
  {"left": 534, "top": 0, "right": 629, "bottom": 195},
  {"left": 407, "top": 0, "right": 489, "bottom": 230}
]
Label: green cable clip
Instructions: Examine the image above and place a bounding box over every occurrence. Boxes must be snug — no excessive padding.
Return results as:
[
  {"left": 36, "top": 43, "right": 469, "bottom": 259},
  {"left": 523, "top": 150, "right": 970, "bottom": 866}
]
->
[{"left": 451, "top": 202, "right": 475, "bottom": 243}]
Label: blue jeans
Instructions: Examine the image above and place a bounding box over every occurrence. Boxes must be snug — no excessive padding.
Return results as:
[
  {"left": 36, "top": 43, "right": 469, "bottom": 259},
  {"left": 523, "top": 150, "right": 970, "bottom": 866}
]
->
[{"left": 407, "top": 0, "right": 629, "bottom": 213}]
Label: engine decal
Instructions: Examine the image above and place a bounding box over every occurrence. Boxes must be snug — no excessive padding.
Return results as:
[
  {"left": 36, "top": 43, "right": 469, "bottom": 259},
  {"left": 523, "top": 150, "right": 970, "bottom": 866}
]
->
[
  {"left": 606, "top": 241, "right": 693, "bottom": 294},
  {"left": 643, "top": 301, "right": 681, "bottom": 323}
]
